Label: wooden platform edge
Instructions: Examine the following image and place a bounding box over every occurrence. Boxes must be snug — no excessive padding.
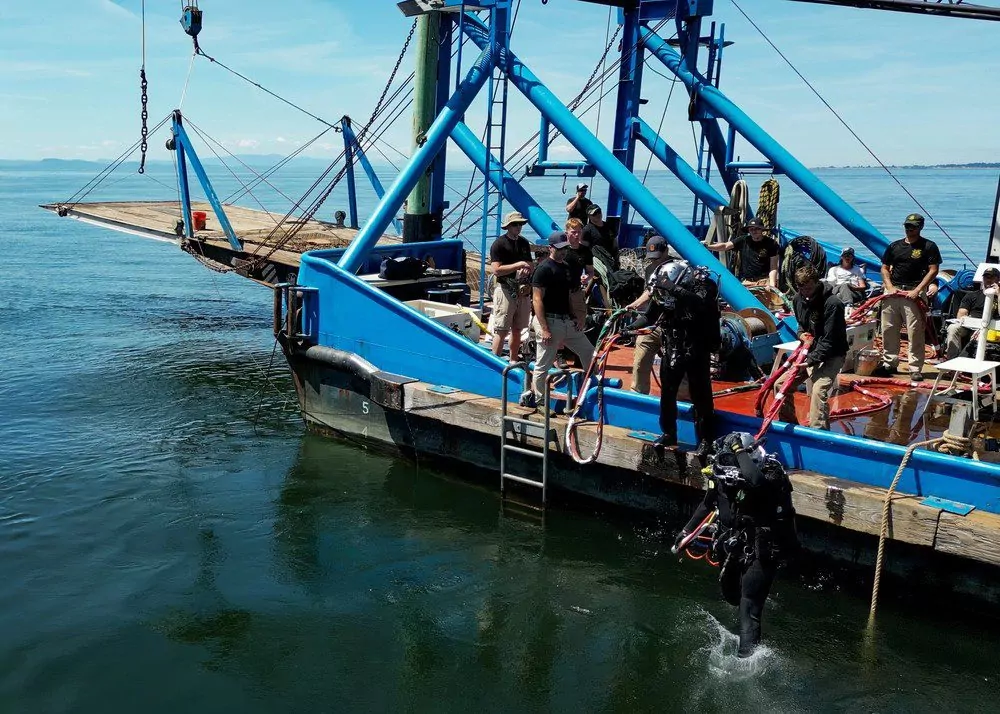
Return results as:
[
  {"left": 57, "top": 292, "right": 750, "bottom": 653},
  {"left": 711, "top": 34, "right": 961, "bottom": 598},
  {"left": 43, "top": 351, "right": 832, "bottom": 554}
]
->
[{"left": 404, "top": 381, "right": 1000, "bottom": 569}]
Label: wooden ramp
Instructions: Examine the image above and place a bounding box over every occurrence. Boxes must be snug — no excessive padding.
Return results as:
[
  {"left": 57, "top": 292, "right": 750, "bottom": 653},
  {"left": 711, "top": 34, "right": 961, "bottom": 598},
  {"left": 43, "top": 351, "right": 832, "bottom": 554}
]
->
[{"left": 42, "top": 200, "right": 486, "bottom": 295}]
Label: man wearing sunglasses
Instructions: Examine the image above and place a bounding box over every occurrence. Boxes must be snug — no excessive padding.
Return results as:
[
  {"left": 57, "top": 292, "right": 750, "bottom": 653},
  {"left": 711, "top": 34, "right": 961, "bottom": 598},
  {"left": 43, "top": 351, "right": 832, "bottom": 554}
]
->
[{"left": 872, "top": 213, "right": 941, "bottom": 382}]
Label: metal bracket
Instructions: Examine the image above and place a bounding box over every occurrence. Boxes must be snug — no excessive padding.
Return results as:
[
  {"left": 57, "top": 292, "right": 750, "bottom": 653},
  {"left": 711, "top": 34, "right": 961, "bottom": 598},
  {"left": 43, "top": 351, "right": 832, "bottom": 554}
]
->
[
  {"left": 628, "top": 430, "right": 659, "bottom": 442},
  {"left": 920, "top": 496, "right": 975, "bottom": 516}
]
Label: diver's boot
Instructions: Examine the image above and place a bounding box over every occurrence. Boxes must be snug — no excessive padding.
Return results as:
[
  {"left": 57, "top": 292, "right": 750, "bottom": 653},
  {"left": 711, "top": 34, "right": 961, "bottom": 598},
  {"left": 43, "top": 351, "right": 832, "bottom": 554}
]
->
[{"left": 652, "top": 434, "right": 677, "bottom": 455}]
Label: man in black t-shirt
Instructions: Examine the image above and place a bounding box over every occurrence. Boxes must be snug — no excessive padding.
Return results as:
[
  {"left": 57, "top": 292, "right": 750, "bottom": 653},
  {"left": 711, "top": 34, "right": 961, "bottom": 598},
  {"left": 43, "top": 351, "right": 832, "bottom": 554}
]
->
[
  {"left": 488, "top": 211, "right": 535, "bottom": 359},
  {"left": 566, "top": 183, "right": 594, "bottom": 223},
  {"left": 872, "top": 213, "right": 942, "bottom": 382},
  {"left": 706, "top": 217, "right": 780, "bottom": 287},
  {"left": 945, "top": 267, "right": 999, "bottom": 358},
  {"left": 564, "top": 218, "right": 594, "bottom": 324},
  {"left": 527, "top": 231, "right": 596, "bottom": 406},
  {"left": 583, "top": 205, "right": 617, "bottom": 260}
]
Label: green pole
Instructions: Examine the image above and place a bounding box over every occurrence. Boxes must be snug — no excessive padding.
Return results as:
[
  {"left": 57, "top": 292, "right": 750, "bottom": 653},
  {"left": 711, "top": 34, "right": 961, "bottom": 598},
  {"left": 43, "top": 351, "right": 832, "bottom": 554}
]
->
[{"left": 403, "top": 11, "right": 440, "bottom": 243}]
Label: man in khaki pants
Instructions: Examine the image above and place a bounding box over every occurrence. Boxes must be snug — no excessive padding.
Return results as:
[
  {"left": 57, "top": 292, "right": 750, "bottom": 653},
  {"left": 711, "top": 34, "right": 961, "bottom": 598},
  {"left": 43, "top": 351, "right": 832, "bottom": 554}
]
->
[
  {"left": 777, "top": 265, "right": 848, "bottom": 429},
  {"left": 528, "top": 232, "right": 595, "bottom": 407},
  {"left": 872, "top": 213, "right": 941, "bottom": 383},
  {"left": 626, "top": 235, "right": 672, "bottom": 393}
]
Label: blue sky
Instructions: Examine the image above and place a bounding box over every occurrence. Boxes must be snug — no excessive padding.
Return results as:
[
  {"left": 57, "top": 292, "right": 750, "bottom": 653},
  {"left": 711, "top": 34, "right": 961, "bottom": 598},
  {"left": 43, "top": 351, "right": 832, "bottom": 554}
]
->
[{"left": 1, "top": 0, "right": 998, "bottom": 167}]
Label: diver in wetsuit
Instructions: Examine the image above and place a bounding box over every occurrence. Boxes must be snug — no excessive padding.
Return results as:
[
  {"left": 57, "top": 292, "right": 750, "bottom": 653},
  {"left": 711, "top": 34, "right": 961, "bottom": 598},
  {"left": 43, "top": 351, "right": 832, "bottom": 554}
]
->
[
  {"left": 628, "top": 260, "right": 721, "bottom": 455},
  {"left": 673, "top": 432, "right": 799, "bottom": 657}
]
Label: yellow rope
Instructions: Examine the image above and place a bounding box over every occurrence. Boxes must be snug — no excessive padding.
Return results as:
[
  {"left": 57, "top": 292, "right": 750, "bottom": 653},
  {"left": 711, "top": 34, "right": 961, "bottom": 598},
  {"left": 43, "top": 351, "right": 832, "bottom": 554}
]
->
[
  {"left": 757, "top": 177, "right": 780, "bottom": 230},
  {"left": 867, "top": 430, "right": 981, "bottom": 629}
]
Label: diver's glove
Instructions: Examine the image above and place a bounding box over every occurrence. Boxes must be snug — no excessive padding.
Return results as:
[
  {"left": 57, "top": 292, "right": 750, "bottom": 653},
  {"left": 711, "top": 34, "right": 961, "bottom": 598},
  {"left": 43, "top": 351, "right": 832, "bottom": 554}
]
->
[{"left": 670, "top": 530, "right": 690, "bottom": 555}]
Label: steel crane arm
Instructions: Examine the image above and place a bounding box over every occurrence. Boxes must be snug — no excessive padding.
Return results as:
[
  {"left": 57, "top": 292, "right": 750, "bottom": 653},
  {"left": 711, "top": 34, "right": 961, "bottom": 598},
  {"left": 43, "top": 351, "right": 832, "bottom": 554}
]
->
[{"left": 788, "top": 0, "right": 1000, "bottom": 21}]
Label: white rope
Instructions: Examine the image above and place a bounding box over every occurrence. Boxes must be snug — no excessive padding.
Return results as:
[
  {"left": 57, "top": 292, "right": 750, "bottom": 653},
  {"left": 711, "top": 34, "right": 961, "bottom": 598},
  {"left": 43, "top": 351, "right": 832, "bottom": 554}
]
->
[{"left": 178, "top": 49, "right": 197, "bottom": 109}]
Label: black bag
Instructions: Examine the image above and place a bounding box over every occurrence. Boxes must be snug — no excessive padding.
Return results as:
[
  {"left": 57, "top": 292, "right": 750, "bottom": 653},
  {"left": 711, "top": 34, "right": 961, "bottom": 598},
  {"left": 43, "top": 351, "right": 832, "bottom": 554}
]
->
[
  {"left": 607, "top": 269, "right": 645, "bottom": 307},
  {"left": 379, "top": 256, "right": 427, "bottom": 281}
]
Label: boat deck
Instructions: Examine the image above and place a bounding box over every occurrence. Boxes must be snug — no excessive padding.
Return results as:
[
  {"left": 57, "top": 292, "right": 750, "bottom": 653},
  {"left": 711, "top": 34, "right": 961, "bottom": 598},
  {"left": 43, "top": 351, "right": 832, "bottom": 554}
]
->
[{"left": 588, "top": 341, "right": 1000, "bottom": 454}]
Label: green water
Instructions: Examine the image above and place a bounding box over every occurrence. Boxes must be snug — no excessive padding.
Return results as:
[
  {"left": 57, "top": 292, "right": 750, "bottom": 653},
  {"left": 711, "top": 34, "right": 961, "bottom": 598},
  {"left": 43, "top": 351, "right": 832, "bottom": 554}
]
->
[{"left": 2, "top": 167, "right": 1000, "bottom": 712}]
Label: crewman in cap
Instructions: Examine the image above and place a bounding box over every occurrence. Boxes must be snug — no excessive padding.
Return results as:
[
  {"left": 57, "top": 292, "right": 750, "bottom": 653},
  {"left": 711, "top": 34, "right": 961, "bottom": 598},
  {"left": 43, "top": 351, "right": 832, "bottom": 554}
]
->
[
  {"left": 625, "top": 235, "right": 673, "bottom": 393},
  {"left": 527, "top": 231, "right": 596, "bottom": 407},
  {"left": 488, "top": 211, "right": 535, "bottom": 360},
  {"left": 566, "top": 183, "right": 594, "bottom": 223},
  {"left": 824, "top": 246, "right": 868, "bottom": 305},
  {"left": 872, "top": 213, "right": 941, "bottom": 382},
  {"left": 583, "top": 204, "right": 617, "bottom": 262},
  {"left": 706, "top": 217, "right": 780, "bottom": 288},
  {"left": 946, "top": 266, "right": 1000, "bottom": 358}
]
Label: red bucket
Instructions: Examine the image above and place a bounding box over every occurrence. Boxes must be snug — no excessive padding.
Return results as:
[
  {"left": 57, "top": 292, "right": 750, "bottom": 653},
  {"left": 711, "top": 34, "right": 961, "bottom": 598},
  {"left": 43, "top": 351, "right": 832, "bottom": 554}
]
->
[{"left": 192, "top": 210, "right": 207, "bottom": 231}]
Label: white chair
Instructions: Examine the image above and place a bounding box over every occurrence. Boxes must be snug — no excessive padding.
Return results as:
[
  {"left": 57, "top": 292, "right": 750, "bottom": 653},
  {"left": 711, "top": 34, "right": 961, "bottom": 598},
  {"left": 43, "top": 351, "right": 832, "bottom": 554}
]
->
[{"left": 930, "top": 356, "right": 1000, "bottom": 422}]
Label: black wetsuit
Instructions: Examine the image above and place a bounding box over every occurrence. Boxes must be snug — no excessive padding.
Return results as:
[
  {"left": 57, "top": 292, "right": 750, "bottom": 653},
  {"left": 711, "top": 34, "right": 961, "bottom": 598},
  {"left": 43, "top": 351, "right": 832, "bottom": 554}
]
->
[
  {"left": 681, "top": 451, "right": 799, "bottom": 656},
  {"left": 640, "top": 266, "right": 721, "bottom": 447}
]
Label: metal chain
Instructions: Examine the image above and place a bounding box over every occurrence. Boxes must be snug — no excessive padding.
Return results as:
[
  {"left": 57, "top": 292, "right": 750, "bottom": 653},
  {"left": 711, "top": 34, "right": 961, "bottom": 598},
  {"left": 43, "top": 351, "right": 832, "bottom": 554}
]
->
[
  {"left": 138, "top": 0, "right": 148, "bottom": 174},
  {"left": 355, "top": 18, "right": 418, "bottom": 145},
  {"left": 138, "top": 68, "right": 149, "bottom": 174}
]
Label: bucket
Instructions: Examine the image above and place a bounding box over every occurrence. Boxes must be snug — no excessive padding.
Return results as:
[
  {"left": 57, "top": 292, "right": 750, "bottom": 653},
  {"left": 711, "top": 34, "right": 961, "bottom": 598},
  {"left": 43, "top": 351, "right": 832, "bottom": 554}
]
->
[
  {"left": 856, "top": 348, "right": 881, "bottom": 377},
  {"left": 192, "top": 210, "right": 207, "bottom": 231},
  {"left": 425, "top": 288, "right": 450, "bottom": 302}
]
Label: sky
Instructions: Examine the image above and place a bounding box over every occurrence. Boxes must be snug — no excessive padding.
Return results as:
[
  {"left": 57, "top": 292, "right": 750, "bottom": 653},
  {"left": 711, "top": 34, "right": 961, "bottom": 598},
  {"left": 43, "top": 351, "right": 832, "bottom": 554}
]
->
[{"left": 1, "top": 0, "right": 998, "bottom": 168}]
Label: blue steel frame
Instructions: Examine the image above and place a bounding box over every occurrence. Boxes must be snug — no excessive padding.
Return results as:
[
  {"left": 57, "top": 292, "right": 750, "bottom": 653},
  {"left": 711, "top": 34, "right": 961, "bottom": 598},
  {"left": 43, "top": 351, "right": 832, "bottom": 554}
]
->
[
  {"left": 607, "top": 5, "right": 645, "bottom": 248},
  {"left": 340, "top": 117, "right": 403, "bottom": 235},
  {"left": 290, "top": 0, "right": 1000, "bottom": 514},
  {"left": 639, "top": 24, "right": 892, "bottom": 261},
  {"left": 170, "top": 111, "right": 242, "bottom": 252}
]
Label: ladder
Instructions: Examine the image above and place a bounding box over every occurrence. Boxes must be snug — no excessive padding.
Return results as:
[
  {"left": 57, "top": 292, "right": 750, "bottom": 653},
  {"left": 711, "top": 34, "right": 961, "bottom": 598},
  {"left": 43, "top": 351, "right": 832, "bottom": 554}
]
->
[
  {"left": 476, "top": 5, "right": 510, "bottom": 312},
  {"left": 499, "top": 363, "right": 572, "bottom": 507}
]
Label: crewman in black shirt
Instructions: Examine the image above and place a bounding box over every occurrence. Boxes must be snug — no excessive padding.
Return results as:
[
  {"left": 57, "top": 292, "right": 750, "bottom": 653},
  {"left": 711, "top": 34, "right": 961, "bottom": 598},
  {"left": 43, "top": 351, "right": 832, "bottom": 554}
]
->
[
  {"left": 488, "top": 211, "right": 535, "bottom": 359},
  {"left": 777, "top": 264, "right": 848, "bottom": 430},
  {"left": 706, "top": 217, "right": 780, "bottom": 288},
  {"left": 582, "top": 205, "right": 617, "bottom": 262},
  {"left": 872, "top": 213, "right": 941, "bottom": 382},
  {"left": 564, "top": 218, "right": 594, "bottom": 325},
  {"left": 945, "top": 267, "right": 999, "bottom": 358},
  {"left": 528, "top": 232, "right": 596, "bottom": 406},
  {"left": 565, "top": 183, "right": 594, "bottom": 223}
]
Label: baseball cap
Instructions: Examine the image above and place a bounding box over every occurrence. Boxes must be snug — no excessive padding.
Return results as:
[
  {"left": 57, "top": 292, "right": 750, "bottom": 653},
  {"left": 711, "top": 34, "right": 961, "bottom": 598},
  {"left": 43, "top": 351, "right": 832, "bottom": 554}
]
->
[
  {"left": 646, "top": 235, "right": 668, "bottom": 259},
  {"left": 587, "top": 204, "right": 602, "bottom": 217},
  {"left": 576, "top": 183, "right": 588, "bottom": 192},
  {"left": 746, "top": 217, "right": 765, "bottom": 229},
  {"left": 840, "top": 246, "right": 855, "bottom": 257},
  {"left": 984, "top": 267, "right": 1000, "bottom": 280},
  {"left": 903, "top": 213, "right": 925, "bottom": 226},
  {"left": 548, "top": 231, "right": 570, "bottom": 249}
]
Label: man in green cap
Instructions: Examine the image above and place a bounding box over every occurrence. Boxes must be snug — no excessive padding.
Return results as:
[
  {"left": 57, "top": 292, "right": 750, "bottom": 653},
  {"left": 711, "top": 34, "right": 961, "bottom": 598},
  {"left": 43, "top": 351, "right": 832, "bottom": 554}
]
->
[{"left": 872, "top": 213, "right": 941, "bottom": 382}]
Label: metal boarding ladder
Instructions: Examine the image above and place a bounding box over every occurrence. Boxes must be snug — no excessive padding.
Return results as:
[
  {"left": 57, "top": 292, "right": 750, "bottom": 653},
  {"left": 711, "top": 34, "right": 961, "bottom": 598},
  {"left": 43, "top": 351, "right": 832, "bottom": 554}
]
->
[
  {"left": 482, "top": 16, "right": 509, "bottom": 239},
  {"left": 499, "top": 363, "right": 573, "bottom": 507}
]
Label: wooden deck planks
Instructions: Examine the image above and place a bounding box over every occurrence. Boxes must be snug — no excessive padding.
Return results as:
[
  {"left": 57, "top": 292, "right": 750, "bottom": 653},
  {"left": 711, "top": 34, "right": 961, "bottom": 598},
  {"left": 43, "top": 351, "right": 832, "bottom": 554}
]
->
[{"left": 404, "top": 381, "right": 1000, "bottom": 568}]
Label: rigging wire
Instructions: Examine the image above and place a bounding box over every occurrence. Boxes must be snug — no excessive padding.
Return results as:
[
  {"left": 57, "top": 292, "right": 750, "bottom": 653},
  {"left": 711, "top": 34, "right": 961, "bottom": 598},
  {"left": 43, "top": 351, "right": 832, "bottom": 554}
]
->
[
  {"left": 63, "top": 114, "right": 172, "bottom": 206},
  {"left": 641, "top": 71, "right": 678, "bottom": 183},
  {"left": 223, "top": 125, "right": 335, "bottom": 204},
  {"left": 729, "top": 0, "right": 974, "bottom": 262},
  {"left": 185, "top": 119, "right": 288, "bottom": 223},
  {"left": 193, "top": 46, "right": 337, "bottom": 127}
]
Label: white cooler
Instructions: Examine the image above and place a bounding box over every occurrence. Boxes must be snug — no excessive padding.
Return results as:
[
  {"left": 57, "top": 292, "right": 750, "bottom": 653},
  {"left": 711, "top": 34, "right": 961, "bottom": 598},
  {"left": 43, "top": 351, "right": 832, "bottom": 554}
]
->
[{"left": 405, "top": 299, "right": 482, "bottom": 341}]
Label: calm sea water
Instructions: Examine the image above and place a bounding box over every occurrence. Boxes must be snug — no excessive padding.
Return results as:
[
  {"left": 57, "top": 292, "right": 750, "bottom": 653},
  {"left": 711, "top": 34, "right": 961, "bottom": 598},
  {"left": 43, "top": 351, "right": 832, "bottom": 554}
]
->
[{"left": 2, "top": 163, "right": 1000, "bottom": 712}]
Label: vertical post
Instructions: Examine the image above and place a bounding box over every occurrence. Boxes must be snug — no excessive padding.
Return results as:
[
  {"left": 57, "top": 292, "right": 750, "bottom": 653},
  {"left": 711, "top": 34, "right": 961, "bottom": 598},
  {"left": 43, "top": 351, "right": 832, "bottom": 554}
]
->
[
  {"left": 404, "top": 11, "right": 441, "bottom": 243},
  {"left": 336, "top": 46, "right": 493, "bottom": 274},
  {"left": 538, "top": 116, "right": 550, "bottom": 162},
  {"left": 172, "top": 112, "right": 193, "bottom": 240},
  {"left": 428, "top": 13, "right": 454, "bottom": 225},
  {"left": 608, "top": 6, "right": 644, "bottom": 248},
  {"left": 341, "top": 117, "right": 360, "bottom": 230}
]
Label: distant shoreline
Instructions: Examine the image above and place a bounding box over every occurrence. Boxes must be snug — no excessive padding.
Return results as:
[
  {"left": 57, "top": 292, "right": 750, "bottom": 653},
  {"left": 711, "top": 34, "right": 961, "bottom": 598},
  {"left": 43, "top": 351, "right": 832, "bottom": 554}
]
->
[{"left": 2, "top": 158, "right": 998, "bottom": 172}]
